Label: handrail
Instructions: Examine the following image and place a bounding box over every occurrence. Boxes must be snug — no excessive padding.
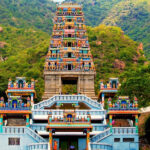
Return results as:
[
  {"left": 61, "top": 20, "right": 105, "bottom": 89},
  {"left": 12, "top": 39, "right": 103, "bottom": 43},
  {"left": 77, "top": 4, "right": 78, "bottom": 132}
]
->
[
  {"left": 32, "top": 109, "right": 106, "bottom": 116},
  {"left": 31, "top": 124, "right": 47, "bottom": 132},
  {"left": 90, "top": 128, "right": 111, "bottom": 142},
  {"left": 88, "top": 142, "right": 91, "bottom": 150},
  {"left": 2, "top": 126, "right": 46, "bottom": 143},
  {"left": 112, "top": 127, "right": 137, "bottom": 134},
  {"left": 90, "top": 143, "right": 112, "bottom": 150},
  {"left": 31, "top": 123, "right": 107, "bottom": 132},
  {"left": 34, "top": 95, "right": 101, "bottom": 110}
]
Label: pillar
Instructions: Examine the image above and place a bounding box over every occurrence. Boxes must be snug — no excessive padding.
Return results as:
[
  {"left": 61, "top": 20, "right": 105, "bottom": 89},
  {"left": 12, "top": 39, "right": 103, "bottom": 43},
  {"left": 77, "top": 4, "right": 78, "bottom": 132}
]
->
[
  {"left": 101, "top": 93, "right": 105, "bottom": 107},
  {"left": 77, "top": 76, "right": 80, "bottom": 94},
  {"left": 59, "top": 75, "right": 61, "bottom": 94},
  {"left": 135, "top": 114, "right": 138, "bottom": 133},
  {"left": 86, "top": 129, "right": 90, "bottom": 150},
  {"left": 26, "top": 114, "right": 30, "bottom": 127},
  {"left": 31, "top": 93, "right": 34, "bottom": 106},
  {"left": 49, "top": 129, "right": 53, "bottom": 150},
  {"left": 0, "top": 114, "right": 3, "bottom": 133},
  {"left": 109, "top": 115, "right": 112, "bottom": 132}
]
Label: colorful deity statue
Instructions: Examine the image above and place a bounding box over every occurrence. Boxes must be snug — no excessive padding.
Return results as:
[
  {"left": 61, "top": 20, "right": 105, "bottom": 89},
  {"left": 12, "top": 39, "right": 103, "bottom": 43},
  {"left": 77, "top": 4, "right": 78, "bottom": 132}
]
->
[{"left": 0, "top": 97, "right": 4, "bottom": 107}]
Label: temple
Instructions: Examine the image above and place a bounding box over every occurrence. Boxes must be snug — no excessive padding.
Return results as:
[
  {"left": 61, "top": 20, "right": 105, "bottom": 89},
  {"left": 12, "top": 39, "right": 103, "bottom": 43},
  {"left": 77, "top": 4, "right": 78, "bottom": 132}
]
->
[
  {"left": 0, "top": 3, "right": 140, "bottom": 150},
  {"left": 98, "top": 78, "right": 120, "bottom": 106},
  {"left": 43, "top": 3, "right": 96, "bottom": 100}
]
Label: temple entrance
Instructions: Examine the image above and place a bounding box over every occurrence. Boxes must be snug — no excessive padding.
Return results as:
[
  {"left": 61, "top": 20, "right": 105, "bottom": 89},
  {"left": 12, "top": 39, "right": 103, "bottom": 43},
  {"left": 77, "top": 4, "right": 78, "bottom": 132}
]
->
[
  {"left": 110, "top": 115, "right": 135, "bottom": 127},
  {"left": 61, "top": 77, "right": 78, "bottom": 94},
  {"left": 112, "top": 80, "right": 117, "bottom": 88},
  {"left": 12, "top": 100, "right": 18, "bottom": 108},
  {"left": 68, "top": 64, "right": 72, "bottom": 70},
  {"left": 18, "top": 80, "right": 24, "bottom": 88},
  {"left": 68, "top": 42, "right": 72, "bottom": 47},
  {"left": 59, "top": 136, "right": 78, "bottom": 150}
]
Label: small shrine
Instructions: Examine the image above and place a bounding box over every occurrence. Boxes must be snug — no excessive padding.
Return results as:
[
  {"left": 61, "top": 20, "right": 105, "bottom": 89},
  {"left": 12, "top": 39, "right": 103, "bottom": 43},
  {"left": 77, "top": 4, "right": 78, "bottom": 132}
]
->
[
  {"left": 0, "top": 77, "right": 36, "bottom": 133},
  {"left": 98, "top": 78, "right": 120, "bottom": 106},
  {"left": 6, "top": 77, "right": 36, "bottom": 106},
  {"left": 107, "top": 96, "right": 140, "bottom": 133},
  {"left": 46, "top": 110, "right": 92, "bottom": 150}
]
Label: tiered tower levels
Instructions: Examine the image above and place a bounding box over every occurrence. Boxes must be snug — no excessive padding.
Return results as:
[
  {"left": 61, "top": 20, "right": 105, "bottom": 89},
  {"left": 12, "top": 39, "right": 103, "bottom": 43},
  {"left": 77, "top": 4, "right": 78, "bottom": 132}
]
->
[{"left": 43, "top": 3, "right": 96, "bottom": 100}]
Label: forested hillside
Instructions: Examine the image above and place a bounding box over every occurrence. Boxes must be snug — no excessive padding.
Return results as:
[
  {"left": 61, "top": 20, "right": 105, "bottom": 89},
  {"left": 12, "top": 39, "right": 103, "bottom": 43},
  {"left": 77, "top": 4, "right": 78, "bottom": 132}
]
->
[
  {"left": 0, "top": 25, "right": 50, "bottom": 101},
  {"left": 87, "top": 25, "right": 149, "bottom": 107},
  {"left": 0, "top": 0, "right": 150, "bottom": 105},
  {"left": 65, "top": 0, "right": 150, "bottom": 57},
  {"left": 0, "top": 0, "right": 149, "bottom": 57},
  {"left": 0, "top": 24, "right": 149, "bottom": 106},
  {"left": 0, "top": 0, "right": 56, "bottom": 32}
]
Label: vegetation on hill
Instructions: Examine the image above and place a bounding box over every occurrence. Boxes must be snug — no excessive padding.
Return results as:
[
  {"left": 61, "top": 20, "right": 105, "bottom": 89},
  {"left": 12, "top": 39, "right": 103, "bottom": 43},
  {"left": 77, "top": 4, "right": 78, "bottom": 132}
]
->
[
  {"left": 87, "top": 24, "right": 149, "bottom": 106},
  {"left": 0, "top": 0, "right": 149, "bottom": 57},
  {"left": 65, "top": 0, "right": 150, "bottom": 58},
  {"left": 0, "top": 0, "right": 56, "bottom": 33},
  {"left": 0, "top": 24, "right": 149, "bottom": 106},
  {"left": 0, "top": 25, "right": 50, "bottom": 102}
]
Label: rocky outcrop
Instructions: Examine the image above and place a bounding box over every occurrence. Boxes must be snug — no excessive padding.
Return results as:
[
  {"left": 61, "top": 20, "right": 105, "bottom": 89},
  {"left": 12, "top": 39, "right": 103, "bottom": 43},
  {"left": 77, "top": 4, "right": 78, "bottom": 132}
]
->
[
  {"left": 0, "top": 41, "right": 7, "bottom": 48},
  {"left": 96, "top": 41, "right": 102, "bottom": 46},
  {"left": 113, "top": 59, "right": 125, "bottom": 70},
  {"left": 0, "top": 27, "right": 3, "bottom": 32}
]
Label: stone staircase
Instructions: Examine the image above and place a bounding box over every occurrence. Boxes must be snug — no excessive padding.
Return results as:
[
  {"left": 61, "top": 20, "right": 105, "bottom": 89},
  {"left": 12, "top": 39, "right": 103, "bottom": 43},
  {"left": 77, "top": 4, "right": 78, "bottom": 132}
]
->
[
  {"left": 90, "top": 128, "right": 111, "bottom": 143},
  {"left": 34, "top": 95, "right": 102, "bottom": 110},
  {"left": 90, "top": 128, "right": 112, "bottom": 150},
  {"left": 7, "top": 118, "right": 26, "bottom": 126}
]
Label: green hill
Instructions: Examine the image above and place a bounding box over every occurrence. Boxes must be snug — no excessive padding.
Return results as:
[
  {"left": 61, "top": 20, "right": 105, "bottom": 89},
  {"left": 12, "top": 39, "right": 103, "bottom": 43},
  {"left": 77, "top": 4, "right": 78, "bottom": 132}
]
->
[
  {"left": 0, "top": 0, "right": 56, "bottom": 33},
  {"left": 0, "top": 25, "right": 50, "bottom": 101},
  {"left": 87, "top": 25, "right": 150, "bottom": 106},
  {"left": 0, "top": 24, "right": 149, "bottom": 106},
  {"left": 65, "top": 0, "right": 150, "bottom": 58},
  {"left": 102, "top": 0, "right": 150, "bottom": 58},
  {"left": 1, "top": 0, "right": 149, "bottom": 57}
]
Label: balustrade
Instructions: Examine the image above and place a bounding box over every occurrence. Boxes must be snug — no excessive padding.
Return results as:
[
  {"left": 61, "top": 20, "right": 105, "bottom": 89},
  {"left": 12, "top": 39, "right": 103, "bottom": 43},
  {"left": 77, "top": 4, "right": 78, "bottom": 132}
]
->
[
  {"left": 32, "top": 110, "right": 105, "bottom": 117},
  {"left": 112, "top": 127, "right": 137, "bottom": 134},
  {"left": 27, "top": 143, "right": 49, "bottom": 150},
  {"left": 90, "top": 143, "right": 112, "bottom": 150},
  {"left": 90, "top": 128, "right": 111, "bottom": 142},
  {"left": 2, "top": 126, "right": 46, "bottom": 143},
  {"left": 34, "top": 95, "right": 102, "bottom": 110}
]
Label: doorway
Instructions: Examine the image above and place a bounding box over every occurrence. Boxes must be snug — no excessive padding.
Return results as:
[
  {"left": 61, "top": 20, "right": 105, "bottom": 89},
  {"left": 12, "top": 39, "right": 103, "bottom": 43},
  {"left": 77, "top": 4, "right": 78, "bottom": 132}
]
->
[
  {"left": 61, "top": 77, "right": 78, "bottom": 94},
  {"left": 68, "top": 64, "right": 72, "bottom": 70}
]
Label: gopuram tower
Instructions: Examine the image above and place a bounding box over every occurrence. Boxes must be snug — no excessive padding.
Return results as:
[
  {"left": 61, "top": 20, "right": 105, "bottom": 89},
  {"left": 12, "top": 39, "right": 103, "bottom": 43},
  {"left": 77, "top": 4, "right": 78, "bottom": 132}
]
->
[{"left": 43, "top": 3, "right": 96, "bottom": 100}]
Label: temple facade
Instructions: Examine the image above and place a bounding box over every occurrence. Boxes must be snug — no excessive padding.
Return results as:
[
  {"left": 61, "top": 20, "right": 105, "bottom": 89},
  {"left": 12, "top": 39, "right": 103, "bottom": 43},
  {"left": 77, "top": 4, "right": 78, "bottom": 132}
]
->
[
  {"left": 43, "top": 3, "right": 96, "bottom": 100},
  {"left": 0, "top": 3, "right": 140, "bottom": 150}
]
